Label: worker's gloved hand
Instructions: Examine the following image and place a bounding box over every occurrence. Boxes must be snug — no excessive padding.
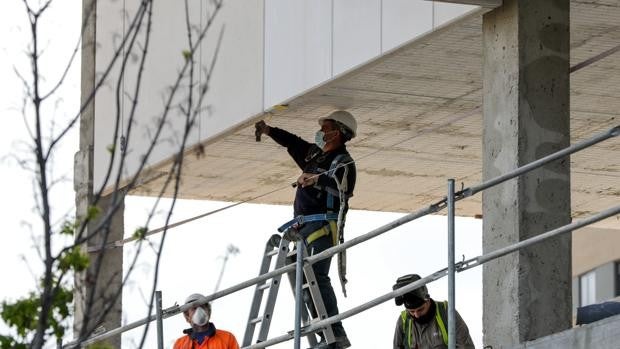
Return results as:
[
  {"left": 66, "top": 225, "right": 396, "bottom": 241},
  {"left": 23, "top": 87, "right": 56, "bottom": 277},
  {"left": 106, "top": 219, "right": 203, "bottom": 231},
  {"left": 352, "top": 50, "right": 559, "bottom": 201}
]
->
[
  {"left": 297, "top": 173, "right": 318, "bottom": 188},
  {"left": 255, "top": 120, "right": 270, "bottom": 141},
  {"left": 283, "top": 227, "right": 303, "bottom": 242}
]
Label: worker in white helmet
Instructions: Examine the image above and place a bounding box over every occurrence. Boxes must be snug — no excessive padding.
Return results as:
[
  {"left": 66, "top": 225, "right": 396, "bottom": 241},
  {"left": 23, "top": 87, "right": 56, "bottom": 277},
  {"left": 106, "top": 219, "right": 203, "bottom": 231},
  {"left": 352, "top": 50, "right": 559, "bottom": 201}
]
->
[
  {"left": 173, "top": 293, "right": 239, "bottom": 349},
  {"left": 255, "top": 110, "right": 357, "bottom": 349}
]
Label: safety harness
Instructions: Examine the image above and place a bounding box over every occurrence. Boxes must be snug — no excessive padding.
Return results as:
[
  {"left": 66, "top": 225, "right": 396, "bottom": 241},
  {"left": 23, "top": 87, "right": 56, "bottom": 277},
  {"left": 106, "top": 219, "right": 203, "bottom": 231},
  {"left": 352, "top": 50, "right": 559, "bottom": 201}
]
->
[
  {"left": 277, "top": 153, "right": 353, "bottom": 296},
  {"left": 399, "top": 301, "right": 449, "bottom": 348}
]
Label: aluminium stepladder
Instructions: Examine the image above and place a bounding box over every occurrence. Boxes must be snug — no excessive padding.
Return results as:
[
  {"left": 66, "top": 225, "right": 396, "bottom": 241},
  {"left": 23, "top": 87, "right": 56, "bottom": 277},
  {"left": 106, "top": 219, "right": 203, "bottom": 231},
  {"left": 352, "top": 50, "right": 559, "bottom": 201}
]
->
[{"left": 243, "top": 233, "right": 336, "bottom": 347}]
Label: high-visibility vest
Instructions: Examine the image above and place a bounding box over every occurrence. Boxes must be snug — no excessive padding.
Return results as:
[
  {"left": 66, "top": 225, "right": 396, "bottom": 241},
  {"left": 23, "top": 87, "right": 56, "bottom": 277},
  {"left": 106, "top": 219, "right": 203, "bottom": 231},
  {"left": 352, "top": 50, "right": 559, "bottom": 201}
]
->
[{"left": 400, "top": 301, "right": 448, "bottom": 348}]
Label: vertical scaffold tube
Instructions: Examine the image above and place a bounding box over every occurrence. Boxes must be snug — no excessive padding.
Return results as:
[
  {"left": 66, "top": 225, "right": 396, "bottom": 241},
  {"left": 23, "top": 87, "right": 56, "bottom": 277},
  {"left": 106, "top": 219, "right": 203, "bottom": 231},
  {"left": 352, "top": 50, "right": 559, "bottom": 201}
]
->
[
  {"left": 447, "top": 180, "right": 456, "bottom": 349},
  {"left": 156, "top": 291, "right": 164, "bottom": 349},
  {"left": 294, "top": 239, "right": 304, "bottom": 349}
]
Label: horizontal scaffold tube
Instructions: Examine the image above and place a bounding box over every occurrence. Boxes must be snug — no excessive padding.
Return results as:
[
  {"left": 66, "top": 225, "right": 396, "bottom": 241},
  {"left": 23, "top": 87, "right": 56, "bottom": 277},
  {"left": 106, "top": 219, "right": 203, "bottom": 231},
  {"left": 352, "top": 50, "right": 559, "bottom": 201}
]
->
[
  {"left": 463, "top": 125, "right": 619, "bottom": 197},
  {"left": 65, "top": 203, "right": 443, "bottom": 348},
  {"left": 458, "top": 204, "right": 620, "bottom": 272},
  {"left": 65, "top": 124, "right": 619, "bottom": 348},
  {"left": 243, "top": 204, "right": 620, "bottom": 348}
]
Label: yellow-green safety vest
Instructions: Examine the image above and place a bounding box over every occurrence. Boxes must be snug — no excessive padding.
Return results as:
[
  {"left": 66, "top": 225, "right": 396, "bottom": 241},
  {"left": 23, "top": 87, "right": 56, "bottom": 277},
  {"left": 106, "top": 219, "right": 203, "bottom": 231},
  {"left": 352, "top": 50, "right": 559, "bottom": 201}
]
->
[{"left": 400, "top": 301, "right": 448, "bottom": 348}]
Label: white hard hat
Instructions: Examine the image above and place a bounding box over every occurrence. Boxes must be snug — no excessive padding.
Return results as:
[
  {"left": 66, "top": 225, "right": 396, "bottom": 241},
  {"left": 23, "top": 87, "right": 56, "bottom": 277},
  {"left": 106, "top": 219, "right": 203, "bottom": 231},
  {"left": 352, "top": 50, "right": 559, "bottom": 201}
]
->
[
  {"left": 185, "top": 293, "right": 207, "bottom": 305},
  {"left": 318, "top": 110, "right": 357, "bottom": 139},
  {"left": 184, "top": 293, "right": 211, "bottom": 313}
]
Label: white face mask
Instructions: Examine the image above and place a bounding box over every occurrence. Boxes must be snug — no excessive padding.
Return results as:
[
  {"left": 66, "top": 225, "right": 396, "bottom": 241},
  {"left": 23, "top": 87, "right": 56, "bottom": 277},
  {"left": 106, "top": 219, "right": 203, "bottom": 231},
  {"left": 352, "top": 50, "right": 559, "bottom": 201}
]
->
[{"left": 191, "top": 307, "right": 210, "bottom": 327}]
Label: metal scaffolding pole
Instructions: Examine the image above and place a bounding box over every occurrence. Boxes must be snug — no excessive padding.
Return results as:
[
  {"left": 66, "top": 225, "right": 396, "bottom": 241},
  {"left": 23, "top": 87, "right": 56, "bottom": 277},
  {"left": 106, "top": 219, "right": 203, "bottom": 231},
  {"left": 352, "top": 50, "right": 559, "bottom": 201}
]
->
[
  {"left": 64, "top": 125, "right": 618, "bottom": 348},
  {"left": 242, "top": 204, "right": 620, "bottom": 348},
  {"left": 155, "top": 291, "right": 164, "bottom": 349},
  {"left": 458, "top": 204, "right": 620, "bottom": 272},
  {"left": 66, "top": 201, "right": 439, "bottom": 348},
  {"left": 447, "top": 179, "right": 456, "bottom": 349},
  {"left": 462, "top": 125, "right": 618, "bottom": 198},
  {"left": 294, "top": 239, "right": 304, "bottom": 349}
]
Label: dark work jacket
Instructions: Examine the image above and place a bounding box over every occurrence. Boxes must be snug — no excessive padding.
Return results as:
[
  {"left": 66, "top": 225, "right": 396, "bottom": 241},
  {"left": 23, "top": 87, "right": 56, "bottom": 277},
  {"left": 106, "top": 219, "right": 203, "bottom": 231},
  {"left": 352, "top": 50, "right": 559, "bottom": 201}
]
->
[
  {"left": 269, "top": 127, "right": 356, "bottom": 216},
  {"left": 393, "top": 300, "right": 475, "bottom": 349}
]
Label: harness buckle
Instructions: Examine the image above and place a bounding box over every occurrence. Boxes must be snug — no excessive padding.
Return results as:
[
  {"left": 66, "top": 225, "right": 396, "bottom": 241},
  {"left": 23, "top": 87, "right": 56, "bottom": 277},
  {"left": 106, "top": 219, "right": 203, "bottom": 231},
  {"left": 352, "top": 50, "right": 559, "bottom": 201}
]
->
[{"left": 294, "top": 215, "right": 305, "bottom": 226}]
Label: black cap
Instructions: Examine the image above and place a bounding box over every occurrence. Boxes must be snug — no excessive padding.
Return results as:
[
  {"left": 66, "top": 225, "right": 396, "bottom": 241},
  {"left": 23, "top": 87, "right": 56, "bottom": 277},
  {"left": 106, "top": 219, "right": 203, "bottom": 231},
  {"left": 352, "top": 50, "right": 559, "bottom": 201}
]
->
[{"left": 393, "top": 274, "right": 428, "bottom": 306}]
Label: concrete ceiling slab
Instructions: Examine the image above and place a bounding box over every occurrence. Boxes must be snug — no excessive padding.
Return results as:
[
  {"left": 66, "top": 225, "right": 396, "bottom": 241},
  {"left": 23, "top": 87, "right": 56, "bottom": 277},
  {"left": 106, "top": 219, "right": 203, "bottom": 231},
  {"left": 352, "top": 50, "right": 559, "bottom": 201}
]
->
[{"left": 131, "top": 1, "right": 619, "bottom": 229}]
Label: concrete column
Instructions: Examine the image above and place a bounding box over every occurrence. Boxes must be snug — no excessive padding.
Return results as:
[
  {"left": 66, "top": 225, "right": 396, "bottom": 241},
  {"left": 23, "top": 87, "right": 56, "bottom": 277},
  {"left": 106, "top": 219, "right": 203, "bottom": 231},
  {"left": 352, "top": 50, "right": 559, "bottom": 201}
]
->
[
  {"left": 73, "top": 195, "right": 124, "bottom": 348},
  {"left": 482, "top": 0, "right": 571, "bottom": 347},
  {"left": 74, "top": 0, "right": 124, "bottom": 347}
]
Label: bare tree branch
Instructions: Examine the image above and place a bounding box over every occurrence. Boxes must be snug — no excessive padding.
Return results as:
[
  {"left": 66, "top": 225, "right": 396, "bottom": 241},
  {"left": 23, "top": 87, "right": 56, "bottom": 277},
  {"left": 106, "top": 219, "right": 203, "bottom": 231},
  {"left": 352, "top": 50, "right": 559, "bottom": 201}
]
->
[{"left": 4, "top": 0, "right": 226, "bottom": 347}]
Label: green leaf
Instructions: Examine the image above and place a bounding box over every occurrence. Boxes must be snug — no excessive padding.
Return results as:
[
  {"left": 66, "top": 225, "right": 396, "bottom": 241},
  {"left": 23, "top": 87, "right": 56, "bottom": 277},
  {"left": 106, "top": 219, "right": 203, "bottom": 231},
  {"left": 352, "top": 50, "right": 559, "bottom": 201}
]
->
[
  {"left": 86, "top": 205, "right": 100, "bottom": 220},
  {"left": 106, "top": 144, "right": 115, "bottom": 153},
  {"left": 58, "top": 247, "right": 90, "bottom": 273},
  {"left": 1, "top": 294, "right": 39, "bottom": 337},
  {"left": 182, "top": 49, "right": 191, "bottom": 61},
  {"left": 132, "top": 226, "right": 148, "bottom": 240},
  {"left": 1, "top": 280, "right": 75, "bottom": 346},
  {"left": 60, "top": 220, "right": 76, "bottom": 235},
  {"left": 0, "top": 335, "right": 27, "bottom": 349}
]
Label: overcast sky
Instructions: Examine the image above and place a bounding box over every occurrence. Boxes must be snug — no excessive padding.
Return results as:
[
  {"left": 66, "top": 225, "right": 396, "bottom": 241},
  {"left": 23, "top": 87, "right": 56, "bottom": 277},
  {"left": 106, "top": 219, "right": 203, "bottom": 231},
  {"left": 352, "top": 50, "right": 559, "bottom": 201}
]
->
[{"left": 0, "top": 2, "right": 483, "bottom": 348}]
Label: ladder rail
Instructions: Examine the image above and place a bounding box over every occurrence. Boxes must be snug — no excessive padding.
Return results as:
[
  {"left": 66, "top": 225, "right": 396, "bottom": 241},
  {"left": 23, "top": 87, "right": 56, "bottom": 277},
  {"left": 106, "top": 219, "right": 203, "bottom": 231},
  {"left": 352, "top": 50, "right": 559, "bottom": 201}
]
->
[
  {"left": 255, "top": 238, "right": 289, "bottom": 343},
  {"left": 244, "top": 233, "right": 337, "bottom": 347},
  {"left": 243, "top": 235, "right": 283, "bottom": 345},
  {"left": 288, "top": 245, "right": 335, "bottom": 344}
]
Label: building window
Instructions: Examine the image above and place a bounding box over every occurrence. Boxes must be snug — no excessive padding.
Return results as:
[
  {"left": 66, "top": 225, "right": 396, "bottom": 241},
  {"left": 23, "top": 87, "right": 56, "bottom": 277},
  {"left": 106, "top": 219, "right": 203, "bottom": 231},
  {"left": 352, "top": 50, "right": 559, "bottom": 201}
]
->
[
  {"left": 580, "top": 270, "right": 596, "bottom": 307},
  {"left": 616, "top": 261, "right": 620, "bottom": 297}
]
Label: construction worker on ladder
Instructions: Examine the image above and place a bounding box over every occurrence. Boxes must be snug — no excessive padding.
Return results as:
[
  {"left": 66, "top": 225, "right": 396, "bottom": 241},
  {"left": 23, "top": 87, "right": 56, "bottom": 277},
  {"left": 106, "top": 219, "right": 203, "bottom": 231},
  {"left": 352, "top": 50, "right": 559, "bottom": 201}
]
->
[
  {"left": 255, "top": 110, "right": 357, "bottom": 349},
  {"left": 393, "top": 274, "right": 474, "bottom": 349}
]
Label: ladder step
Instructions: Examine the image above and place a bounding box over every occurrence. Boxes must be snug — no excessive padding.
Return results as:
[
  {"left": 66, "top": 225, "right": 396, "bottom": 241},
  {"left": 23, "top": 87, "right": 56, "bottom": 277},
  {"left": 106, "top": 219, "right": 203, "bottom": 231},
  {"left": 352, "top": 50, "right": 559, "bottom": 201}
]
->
[
  {"left": 258, "top": 282, "right": 272, "bottom": 291},
  {"left": 249, "top": 316, "right": 264, "bottom": 325},
  {"left": 245, "top": 236, "right": 334, "bottom": 346}
]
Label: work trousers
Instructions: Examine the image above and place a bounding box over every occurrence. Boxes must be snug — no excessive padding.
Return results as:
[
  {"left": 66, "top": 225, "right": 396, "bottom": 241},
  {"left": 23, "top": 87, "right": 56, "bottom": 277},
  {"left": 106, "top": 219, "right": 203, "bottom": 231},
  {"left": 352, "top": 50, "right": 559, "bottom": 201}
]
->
[{"left": 290, "top": 221, "right": 347, "bottom": 340}]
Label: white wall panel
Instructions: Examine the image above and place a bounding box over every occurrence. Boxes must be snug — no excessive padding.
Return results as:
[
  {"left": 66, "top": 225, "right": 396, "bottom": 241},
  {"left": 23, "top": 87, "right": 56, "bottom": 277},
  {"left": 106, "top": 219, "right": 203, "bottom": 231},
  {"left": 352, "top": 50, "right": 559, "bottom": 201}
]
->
[
  {"left": 333, "top": 0, "right": 381, "bottom": 75},
  {"left": 202, "top": 0, "right": 264, "bottom": 135},
  {"left": 93, "top": 0, "right": 478, "bottom": 192},
  {"left": 264, "top": 0, "right": 332, "bottom": 107},
  {"left": 94, "top": 0, "right": 264, "bottom": 191},
  {"left": 382, "top": 0, "right": 433, "bottom": 52},
  {"left": 433, "top": 1, "right": 476, "bottom": 27}
]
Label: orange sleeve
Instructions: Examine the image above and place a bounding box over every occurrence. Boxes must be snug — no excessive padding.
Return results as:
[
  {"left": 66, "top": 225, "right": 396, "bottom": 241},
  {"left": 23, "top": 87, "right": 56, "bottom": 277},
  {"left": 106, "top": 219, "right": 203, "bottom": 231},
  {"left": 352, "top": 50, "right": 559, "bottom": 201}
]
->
[
  {"left": 227, "top": 331, "right": 240, "bottom": 349},
  {"left": 172, "top": 336, "right": 187, "bottom": 349}
]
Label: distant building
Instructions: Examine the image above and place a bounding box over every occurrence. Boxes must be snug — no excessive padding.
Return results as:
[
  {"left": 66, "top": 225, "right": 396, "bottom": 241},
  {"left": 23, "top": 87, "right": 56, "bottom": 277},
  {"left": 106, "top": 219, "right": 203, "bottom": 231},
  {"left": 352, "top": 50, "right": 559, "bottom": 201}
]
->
[{"left": 573, "top": 226, "right": 620, "bottom": 316}]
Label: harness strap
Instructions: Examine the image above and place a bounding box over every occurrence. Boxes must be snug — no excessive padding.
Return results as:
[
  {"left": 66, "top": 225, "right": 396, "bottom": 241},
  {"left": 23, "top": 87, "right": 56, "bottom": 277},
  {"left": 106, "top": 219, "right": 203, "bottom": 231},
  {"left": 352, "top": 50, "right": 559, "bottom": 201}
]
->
[
  {"left": 277, "top": 213, "right": 339, "bottom": 233},
  {"left": 305, "top": 220, "right": 338, "bottom": 245},
  {"left": 327, "top": 154, "right": 353, "bottom": 297},
  {"left": 326, "top": 154, "right": 352, "bottom": 210}
]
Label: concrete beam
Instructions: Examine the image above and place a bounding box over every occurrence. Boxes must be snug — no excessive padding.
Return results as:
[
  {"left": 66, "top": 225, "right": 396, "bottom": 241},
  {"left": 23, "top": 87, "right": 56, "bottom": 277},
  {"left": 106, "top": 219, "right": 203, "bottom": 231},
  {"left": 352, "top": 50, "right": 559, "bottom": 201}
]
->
[
  {"left": 482, "top": 0, "right": 571, "bottom": 347},
  {"left": 509, "top": 314, "right": 620, "bottom": 349},
  {"left": 427, "top": 0, "right": 502, "bottom": 9}
]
